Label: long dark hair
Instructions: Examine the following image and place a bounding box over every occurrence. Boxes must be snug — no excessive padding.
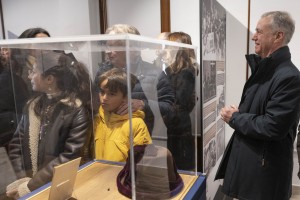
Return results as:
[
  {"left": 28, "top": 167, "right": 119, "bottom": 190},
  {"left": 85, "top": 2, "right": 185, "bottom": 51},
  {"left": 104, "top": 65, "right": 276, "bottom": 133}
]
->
[
  {"left": 18, "top": 27, "right": 50, "bottom": 38},
  {"left": 31, "top": 51, "right": 91, "bottom": 116}
]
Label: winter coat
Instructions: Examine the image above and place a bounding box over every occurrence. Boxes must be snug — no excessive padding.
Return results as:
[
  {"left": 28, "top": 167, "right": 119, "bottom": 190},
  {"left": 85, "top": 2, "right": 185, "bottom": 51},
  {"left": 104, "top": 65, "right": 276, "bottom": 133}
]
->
[
  {"left": 8, "top": 97, "right": 90, "bottom": 191},
  {"left": 215, "top": 46, "right": 300, "bottom": 200},
  {"left": 165, "top": 67, "right": 196, "bottom": 170},
  {"left": 0, "top": 69, "right": 29, "bottom": 147},
  {"left": 94, "top": 106, "right": 152, "bottom": 162},
  {"left": 94, "top": 58, "right": 175, "bottom": 134}
]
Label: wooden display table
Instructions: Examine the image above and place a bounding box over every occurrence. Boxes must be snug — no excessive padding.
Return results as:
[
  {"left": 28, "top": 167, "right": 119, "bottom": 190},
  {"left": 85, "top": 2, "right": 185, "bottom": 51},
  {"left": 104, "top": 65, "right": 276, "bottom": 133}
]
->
[{"left": 20, "top": 160, "right": 206, "bottom": 200}]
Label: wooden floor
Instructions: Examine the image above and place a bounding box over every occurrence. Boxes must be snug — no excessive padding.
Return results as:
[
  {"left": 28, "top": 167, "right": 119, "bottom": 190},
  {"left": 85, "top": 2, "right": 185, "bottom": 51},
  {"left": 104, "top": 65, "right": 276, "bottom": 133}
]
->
[
  {"left": 290, "top": 185, "right": 300, "bottom": 200},
  {"left": 26, "top": 161, "right": 199, "bottom": 200}
]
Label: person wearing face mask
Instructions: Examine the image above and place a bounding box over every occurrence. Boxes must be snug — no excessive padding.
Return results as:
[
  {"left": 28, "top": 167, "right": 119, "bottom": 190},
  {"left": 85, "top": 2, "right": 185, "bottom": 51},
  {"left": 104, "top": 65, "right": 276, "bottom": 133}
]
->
[{"left": 215, "top": 11, "right": 300, "bottom": 200}]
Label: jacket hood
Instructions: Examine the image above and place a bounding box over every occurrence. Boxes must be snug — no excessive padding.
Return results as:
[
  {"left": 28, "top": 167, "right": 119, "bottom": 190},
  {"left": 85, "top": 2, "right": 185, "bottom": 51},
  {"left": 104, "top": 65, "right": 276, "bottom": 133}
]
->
[{"left": 99, "top": 106, "right": 145, "bottom": 125}]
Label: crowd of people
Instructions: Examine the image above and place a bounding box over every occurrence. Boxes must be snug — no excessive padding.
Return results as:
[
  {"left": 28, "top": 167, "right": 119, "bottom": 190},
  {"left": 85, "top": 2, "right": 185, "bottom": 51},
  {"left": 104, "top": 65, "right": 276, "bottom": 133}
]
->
[
  {"left": 0, "top": 26, "right": 198, "bottom": 199},
  {"left": 1, "top": 9, "right": 300, "bottom": 200}
]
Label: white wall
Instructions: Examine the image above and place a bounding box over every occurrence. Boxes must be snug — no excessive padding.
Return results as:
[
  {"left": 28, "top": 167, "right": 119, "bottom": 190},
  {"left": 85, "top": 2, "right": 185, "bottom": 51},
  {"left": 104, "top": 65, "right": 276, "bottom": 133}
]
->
[
  {"left": 106, "top": 0, "right": 160, "bottom": 37},
  {"left": 1, "top": 0, "right": 99, "bottom": 38},
  {"left": 170, "top": 0, "right": 200, "bottom": 62},
  {"left": 217, "top": 0, "right": 249, "bottom": 145},
  {"left": 1, "top": 0, "right": 100, "bottom": 77}
]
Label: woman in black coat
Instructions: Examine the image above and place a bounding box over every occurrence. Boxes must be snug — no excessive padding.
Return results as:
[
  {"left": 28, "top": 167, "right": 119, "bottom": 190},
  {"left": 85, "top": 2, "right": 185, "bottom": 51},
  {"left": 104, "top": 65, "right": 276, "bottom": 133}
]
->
[
  {"left": 6, "top": 51, "right": 92, "bottom": 198},
  {"left": 165, "top": 32, "right": 198, "bottom": 170}
]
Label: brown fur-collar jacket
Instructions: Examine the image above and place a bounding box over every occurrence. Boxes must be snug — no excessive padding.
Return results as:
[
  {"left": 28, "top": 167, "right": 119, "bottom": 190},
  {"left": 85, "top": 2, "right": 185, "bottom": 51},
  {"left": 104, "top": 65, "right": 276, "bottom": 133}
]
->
[{"left": 8, "top": 97, "right": 90, "bottom": 191}]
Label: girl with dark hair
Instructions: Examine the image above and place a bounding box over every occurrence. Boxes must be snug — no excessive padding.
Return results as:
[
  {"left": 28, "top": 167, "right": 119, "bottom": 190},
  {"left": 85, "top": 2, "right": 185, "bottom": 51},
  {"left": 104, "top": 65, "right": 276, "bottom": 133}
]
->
[
  {"left": 6, "top": 51, "right": 92, "bottom": 198},
  {"left": 18, "top": 27, "right": 50, "bottom": 38}
]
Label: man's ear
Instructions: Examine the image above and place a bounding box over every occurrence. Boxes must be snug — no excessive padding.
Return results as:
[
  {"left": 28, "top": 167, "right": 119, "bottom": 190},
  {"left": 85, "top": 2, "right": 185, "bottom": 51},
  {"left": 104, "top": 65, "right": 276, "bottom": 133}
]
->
[{"left": 275, "top": 31, "right": 284, "bottom": 41}]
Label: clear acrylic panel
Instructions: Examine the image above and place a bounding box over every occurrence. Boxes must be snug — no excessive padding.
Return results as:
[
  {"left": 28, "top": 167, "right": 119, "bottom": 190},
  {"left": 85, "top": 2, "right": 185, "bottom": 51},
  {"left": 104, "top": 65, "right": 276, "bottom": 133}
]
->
[{"left": 0, "top": 34, "right": 200, "bottom": 199}]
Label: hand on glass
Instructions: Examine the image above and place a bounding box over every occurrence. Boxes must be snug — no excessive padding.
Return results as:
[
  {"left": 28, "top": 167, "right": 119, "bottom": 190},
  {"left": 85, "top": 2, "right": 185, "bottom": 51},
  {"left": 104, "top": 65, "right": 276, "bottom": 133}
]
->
[
  {"left": 116, "top": 99, "right": 145, "bottom": 115},
  {"left": 220, "top": 105, "right": 239, "bottom": 123}
]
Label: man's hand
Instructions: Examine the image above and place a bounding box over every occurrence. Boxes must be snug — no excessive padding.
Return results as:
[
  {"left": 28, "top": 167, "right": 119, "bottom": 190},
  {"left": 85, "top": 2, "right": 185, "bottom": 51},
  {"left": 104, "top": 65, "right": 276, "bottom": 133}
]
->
[
  {"left": 116, "top": 99, "right": 145, "bottom": 115},
  {"left": 220, "top": 105, "right": 239, "bottom": 124}
]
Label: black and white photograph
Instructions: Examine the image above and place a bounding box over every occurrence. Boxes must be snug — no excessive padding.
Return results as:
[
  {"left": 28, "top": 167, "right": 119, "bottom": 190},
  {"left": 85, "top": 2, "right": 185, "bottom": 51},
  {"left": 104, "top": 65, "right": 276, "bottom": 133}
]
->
[
  {"left": 201, "top": 0, "right": 226, "bottom": 180},
  {"left": 217, "top": 86, "right": 225, "bottom": 115},
  {"left": 203, "top": 60, "right": 217, "bottom": 103},
  {"left": 202, "top": 0, "right": 226, "bottom": 61},
  {"left": 204, "top": 139, "right": 217, "bottom": 176}
]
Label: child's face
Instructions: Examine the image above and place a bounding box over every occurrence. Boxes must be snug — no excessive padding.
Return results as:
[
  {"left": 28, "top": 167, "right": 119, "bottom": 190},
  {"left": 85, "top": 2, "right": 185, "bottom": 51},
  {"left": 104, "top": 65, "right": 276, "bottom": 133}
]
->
[
  {"left": 99, "top": 79, "right": 126, "bottom": 113},
  {"left": 28, "top": 64, "right": 48, "bottom": 92}
]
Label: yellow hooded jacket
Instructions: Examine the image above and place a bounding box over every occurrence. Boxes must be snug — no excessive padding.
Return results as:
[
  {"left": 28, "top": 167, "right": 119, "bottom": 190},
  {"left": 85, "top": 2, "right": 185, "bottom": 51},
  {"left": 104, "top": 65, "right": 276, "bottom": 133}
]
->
[{"left": 94, "top": 106, "right": 152, "bottom": 162}]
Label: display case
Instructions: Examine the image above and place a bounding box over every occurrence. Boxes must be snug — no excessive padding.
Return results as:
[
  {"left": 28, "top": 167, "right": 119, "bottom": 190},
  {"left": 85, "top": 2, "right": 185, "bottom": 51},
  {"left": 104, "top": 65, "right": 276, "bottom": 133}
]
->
[{"left": 0, "top": 34, "right": 204, "bottom": 199}]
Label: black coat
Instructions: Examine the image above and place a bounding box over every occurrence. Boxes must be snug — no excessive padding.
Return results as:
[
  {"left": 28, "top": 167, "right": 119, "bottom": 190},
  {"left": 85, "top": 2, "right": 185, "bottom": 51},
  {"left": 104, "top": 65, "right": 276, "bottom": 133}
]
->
[
  {"left": 0, "top": 69, "right": 29, "bottom": 147},
  {"left": 8, "top": 97, "right": 90, "bottom": 191},
  {"left": 165, "top": 67, "right": 196, "bottom": 170},
  {"left": 215, "top": 46, "right": 300, "bottom": 200}
]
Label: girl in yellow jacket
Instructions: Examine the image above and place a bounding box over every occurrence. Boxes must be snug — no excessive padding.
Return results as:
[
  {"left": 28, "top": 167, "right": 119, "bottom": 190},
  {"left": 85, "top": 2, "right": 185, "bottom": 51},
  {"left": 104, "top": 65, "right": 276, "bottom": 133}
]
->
[{"left": 94, "top": 68, "right": 152, "bottom": 162}]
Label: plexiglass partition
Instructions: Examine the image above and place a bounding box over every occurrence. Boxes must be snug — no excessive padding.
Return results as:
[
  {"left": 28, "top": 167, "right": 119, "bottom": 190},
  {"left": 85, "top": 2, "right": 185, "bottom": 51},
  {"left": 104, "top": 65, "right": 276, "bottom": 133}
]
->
[{"left": 0, "top": 34, "right": 200, "bottom": 199}]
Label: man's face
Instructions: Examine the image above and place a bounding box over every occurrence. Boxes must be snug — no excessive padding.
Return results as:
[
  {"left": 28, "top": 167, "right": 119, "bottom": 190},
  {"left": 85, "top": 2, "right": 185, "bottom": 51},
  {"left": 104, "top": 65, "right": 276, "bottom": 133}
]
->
[
  {"left": 252, "top": 17, "right": 278, "bottom": 58},
  {"left": 105, "top": 40, "right": 126, "bottom": 68}
]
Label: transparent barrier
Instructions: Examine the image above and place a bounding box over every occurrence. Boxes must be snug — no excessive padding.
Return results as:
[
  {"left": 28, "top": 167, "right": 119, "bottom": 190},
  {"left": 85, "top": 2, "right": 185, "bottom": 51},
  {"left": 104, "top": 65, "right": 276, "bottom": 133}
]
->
[{"left": 0, "top": 34, "right": 201, "bottom": 199}]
